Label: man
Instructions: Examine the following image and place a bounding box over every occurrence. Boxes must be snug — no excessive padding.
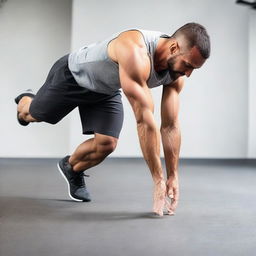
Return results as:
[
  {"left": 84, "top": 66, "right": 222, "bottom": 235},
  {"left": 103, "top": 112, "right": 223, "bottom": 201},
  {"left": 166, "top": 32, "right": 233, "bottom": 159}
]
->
[{"left": 15, "top": 22, "right": 210, "bottom": 216}]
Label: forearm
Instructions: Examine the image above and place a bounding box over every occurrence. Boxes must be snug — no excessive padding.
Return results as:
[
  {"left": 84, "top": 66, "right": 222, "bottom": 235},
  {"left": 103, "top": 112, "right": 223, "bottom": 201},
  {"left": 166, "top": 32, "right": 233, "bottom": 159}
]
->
[
  {"left": 161, "top": 124, "right": 181, "bottom": 178},
  {"left": 137, "top": 122, "right": 164, "bottom": 183}
]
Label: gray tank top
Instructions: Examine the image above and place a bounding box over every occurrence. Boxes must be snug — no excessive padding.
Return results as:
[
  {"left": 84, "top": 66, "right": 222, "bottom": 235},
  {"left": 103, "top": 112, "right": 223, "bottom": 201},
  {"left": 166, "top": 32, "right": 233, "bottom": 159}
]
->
[{"left": 68, "top": 29, "right": 173, "bottom": 95}]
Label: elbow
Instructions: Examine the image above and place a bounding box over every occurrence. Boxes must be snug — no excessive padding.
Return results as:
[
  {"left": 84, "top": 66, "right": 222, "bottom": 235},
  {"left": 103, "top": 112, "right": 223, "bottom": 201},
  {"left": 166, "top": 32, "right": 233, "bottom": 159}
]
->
[
  {"left": 135, "top": 109, "right": 156, "bottom": 131},
  {"left": 136, "top": 115, "right": 156, "bottom": 132},
  {"left": 137, "top": 119, "right": 156, "bottom": 132}
]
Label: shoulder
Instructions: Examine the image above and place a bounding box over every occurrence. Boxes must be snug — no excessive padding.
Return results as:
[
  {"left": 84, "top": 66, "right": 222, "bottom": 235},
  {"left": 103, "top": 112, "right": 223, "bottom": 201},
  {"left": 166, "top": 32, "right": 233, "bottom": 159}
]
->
[
  {"left": 114, "top": 30, "right": 148, "bottom": 57},
  {"left": 113, "top": 30, "right": 151, "bottom": 82}
]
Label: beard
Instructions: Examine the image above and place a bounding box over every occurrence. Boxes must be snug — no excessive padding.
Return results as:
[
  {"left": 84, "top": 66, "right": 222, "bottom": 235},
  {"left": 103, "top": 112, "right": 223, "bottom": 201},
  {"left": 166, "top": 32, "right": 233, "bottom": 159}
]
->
[{"left": 167, "top": 56, "right": 185, "bottom": 81}]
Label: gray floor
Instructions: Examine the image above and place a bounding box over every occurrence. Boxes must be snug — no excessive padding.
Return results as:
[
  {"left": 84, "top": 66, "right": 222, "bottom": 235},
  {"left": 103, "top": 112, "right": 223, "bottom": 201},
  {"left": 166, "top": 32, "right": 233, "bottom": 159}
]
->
[{"left": 0, "top": 158, "right": 255, "bottom": 256}]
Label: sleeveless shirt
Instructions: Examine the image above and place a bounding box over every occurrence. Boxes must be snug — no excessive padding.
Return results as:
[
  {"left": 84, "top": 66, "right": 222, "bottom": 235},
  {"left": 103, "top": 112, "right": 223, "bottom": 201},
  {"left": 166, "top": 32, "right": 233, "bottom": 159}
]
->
[{"left": 68, "top": 29, "right": 173, "bottom": 95}]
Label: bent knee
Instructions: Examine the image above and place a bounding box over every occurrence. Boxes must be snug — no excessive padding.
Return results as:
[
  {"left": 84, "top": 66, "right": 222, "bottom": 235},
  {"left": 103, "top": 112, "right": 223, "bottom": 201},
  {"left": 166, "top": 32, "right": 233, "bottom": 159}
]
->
[{"left": 95, "top": 135, "right": 118, "bottom": 156}]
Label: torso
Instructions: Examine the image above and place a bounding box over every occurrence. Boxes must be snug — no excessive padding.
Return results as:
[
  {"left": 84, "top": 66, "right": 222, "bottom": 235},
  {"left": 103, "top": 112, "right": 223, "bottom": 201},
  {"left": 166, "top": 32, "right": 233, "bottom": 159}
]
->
[{"left": 68, "top": 29, "right": 173, "bottom": 95}]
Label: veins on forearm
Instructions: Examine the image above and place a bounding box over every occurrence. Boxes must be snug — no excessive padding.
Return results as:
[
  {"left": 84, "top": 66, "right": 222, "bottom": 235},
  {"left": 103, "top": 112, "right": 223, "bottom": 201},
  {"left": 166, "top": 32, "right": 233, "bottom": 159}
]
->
[
  {"left": 161, "top": 125, "right": 181, "bottom": 176},
  {"left": 137, "top": 122, "right": 163, "bottom": 180}
]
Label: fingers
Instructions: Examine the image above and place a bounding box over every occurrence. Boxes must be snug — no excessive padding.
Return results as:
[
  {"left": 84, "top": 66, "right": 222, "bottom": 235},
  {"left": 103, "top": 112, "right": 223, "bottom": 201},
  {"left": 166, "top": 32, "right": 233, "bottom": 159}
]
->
[
  {"left": 153, "top": 195, "right": 165, "bottom": 216},
  {"left": 168, "top": 191, "right": 174, "bottom": 199},
  {"left": 153, "top": 209, "right": 164, "bottom": 216},
  {"left": 152, "top": 180, "right": 166, "bottom": 216},
  {"left": 153, "top": 202, "right": 164, "bottom": 216},
  {"left": 152, "top": 180, "right": 180, "bottom": 217},
  {"left": 164, "top": 198, "right": 174, "bottom": 215},
  {"left": 154, "top": 196, "right": 178, "bottom": 216},
  {"left": 170, "top": 198, "right": 178, "bottom": 215},
  {"left": 166, "top": 187, "right": 179, "bottom": 215}
]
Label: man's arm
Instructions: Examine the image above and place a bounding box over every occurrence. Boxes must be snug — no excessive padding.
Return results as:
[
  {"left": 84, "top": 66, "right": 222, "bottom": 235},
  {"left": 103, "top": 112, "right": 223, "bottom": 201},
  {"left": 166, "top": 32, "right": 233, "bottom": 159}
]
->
[
  {"left": 160, "top": 77, "right": 184, "bottom": 214},
  {"left": 115, "top": 31, "right": 166, "bottom": 216}
]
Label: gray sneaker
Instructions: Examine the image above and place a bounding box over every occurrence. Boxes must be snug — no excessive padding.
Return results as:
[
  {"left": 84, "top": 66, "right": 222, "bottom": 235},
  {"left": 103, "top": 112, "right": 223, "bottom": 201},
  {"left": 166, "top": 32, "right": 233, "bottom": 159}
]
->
[{"left": 57, "top": 156, "right": 91, "bottom": 202}]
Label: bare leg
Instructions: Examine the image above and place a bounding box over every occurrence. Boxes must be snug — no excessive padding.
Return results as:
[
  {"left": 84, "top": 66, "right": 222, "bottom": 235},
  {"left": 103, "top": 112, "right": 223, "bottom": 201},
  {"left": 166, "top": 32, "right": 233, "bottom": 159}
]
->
[
  {"left": 17, "top": 96, "right": 39, "bottom": 123},
  {"left": 69, "top": 133, "right": 118, "bottom": 172}
]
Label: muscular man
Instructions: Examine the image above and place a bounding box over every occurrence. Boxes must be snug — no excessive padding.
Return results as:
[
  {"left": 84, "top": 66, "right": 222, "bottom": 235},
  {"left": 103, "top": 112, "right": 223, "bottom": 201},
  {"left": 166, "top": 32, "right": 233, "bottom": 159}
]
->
[{"left": 15, "top": 22, "right": 210, "bottom": 216}]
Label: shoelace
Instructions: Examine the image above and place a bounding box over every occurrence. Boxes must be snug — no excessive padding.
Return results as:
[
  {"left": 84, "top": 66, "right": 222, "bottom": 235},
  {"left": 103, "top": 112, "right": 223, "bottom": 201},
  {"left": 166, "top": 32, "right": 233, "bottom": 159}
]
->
[{"left": 71, "top": 172, "right": 90, "bottom": 188}]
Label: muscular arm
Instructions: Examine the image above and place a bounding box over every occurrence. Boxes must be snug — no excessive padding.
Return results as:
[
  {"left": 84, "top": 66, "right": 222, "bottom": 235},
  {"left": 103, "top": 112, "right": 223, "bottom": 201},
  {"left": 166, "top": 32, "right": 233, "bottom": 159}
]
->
[
  {"left": 160, "top": 77, "right": 184, "bottom": 213},
  {"left": 123, "top": 76, "right": 163, "bottom": 183},
  {"left": 161, "top": 77, "right": 183, "bottom": 178},
  {"left": 115, "top": 31, "right": 165, "bottom": 215}
]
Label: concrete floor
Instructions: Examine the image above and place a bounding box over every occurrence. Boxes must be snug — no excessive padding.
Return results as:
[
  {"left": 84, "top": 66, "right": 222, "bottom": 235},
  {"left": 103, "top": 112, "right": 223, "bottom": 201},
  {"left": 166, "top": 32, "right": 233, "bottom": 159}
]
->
[{"left": 0, "top": 158, "right": 255, "bottom": 256}]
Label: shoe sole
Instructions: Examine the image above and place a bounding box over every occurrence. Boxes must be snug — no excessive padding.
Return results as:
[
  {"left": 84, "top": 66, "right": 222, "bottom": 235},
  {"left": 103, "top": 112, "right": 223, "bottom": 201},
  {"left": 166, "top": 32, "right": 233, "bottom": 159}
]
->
[{"left": 57, "top": 163, "right": 83, "bottom": 202}]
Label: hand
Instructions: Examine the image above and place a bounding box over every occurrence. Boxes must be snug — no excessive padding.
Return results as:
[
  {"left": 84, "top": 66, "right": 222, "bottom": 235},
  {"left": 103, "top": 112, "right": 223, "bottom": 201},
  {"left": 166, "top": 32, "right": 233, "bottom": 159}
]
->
[
  {"left": 153, "top": 179, "right": 167, "bottom": 216},
  {"left": 165, "top": 175, "right": 179, "bottom": 215}
]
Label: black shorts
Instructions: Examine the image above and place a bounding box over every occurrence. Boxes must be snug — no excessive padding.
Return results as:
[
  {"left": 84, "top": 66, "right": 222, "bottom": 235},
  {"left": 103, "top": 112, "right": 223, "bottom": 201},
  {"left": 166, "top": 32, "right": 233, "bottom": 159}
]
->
[{"left": 29, "top": 55, "right": 124, "bottom": 138}]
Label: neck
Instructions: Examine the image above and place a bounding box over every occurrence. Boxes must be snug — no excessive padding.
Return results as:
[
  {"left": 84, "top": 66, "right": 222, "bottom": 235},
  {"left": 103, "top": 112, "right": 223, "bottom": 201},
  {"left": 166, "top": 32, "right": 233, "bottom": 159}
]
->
[{"left": 154, "top": 38, "right": 172, "bottom": 72}]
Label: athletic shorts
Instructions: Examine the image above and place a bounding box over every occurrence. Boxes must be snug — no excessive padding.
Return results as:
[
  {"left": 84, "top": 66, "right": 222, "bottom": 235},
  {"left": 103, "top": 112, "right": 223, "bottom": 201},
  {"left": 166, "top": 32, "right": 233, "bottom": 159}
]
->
[{"left": 29, "top": 55, "right": 124, "bottom": 138}]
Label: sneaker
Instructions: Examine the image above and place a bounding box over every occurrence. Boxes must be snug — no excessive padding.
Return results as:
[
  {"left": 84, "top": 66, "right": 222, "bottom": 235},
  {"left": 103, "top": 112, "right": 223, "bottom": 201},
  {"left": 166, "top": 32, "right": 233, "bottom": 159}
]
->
[
  {"left": 14, "top": 89, "right": 35, "bottom": 126},
  {"left": 57, "top": 155, "right": 91, "bottom": 202}
]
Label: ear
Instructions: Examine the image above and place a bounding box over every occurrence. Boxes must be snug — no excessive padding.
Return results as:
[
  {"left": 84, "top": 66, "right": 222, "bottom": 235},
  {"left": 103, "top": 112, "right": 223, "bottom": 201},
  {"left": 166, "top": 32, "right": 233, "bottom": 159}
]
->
[{"left": 169, "top": 40, "right": 180, "bottom": 55}]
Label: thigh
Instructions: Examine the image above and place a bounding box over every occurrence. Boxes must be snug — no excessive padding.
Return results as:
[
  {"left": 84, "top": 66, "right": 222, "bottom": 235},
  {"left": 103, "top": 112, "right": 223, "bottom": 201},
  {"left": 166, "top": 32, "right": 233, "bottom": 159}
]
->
[
  {"left": 79, "top": 92, "right": 124, "bottom": 138},
  {"left": 29, "top": 55, "right": 85, "bottom": 124}
]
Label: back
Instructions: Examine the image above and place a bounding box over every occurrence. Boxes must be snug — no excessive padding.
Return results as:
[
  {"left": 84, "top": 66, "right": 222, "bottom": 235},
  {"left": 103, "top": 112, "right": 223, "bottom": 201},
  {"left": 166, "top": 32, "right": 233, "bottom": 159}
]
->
[{"left": 68, "top": 29, "right": 172, "bottom": 95}]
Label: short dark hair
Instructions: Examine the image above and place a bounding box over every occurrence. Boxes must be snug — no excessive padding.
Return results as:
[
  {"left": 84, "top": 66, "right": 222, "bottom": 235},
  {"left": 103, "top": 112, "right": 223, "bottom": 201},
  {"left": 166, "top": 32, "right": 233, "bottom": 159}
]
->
[{"left": 171, "top": 22, "right": 211, "bottom": 59}]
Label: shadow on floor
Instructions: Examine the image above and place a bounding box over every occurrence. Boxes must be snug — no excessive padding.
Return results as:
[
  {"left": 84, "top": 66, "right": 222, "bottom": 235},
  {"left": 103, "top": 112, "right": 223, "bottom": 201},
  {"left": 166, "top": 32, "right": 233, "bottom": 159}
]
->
[{"left": 0, "top": 196, "right": 167, "bottom": 222}]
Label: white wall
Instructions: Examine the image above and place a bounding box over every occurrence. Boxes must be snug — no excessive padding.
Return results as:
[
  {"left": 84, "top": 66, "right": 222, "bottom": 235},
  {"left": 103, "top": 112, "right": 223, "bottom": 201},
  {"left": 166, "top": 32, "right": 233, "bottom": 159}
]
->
[
  {"left": 1, "top": 0, "right": 254, "bottom": 159},
  {"left": 0, "top": 0, "right": 71, "bottom": 157},
  {"left": 69, "top": 0, "right": 251, "bottom": 158},
  {"left": 248, "top": 10, "right": 256, "bottom": 158}
]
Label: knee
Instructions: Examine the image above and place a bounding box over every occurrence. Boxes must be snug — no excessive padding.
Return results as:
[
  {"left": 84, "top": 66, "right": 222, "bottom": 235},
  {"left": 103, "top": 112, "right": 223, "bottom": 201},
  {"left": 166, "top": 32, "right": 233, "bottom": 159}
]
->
[{"left": 96, "top": 136, "right": 118, "bottom": 156}]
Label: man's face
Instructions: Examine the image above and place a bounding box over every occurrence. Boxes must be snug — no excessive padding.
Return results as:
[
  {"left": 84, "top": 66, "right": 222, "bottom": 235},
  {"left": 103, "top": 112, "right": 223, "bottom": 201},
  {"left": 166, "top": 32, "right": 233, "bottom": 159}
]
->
[{"left": 167, "top": 46, "right": 206, "bottom": 80}]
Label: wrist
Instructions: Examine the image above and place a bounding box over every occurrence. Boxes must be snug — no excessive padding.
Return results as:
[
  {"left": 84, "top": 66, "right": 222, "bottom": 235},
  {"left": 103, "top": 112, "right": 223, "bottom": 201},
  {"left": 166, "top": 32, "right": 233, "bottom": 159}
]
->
[
  {"left": 167, "top": 171, "right": 178, "bottom": 179},
  {"left": 153, "top": 175, "right": 165, "bottom": 184}
]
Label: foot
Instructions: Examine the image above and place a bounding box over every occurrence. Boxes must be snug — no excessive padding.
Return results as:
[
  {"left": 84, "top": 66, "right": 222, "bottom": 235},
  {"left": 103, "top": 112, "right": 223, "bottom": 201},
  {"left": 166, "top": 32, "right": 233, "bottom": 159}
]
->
[
  {"left": 14, "top": 89, "right": 35, "bottom": 126},
  {"left": 57, "top": 156, "right": 91, "bottom": 202}
]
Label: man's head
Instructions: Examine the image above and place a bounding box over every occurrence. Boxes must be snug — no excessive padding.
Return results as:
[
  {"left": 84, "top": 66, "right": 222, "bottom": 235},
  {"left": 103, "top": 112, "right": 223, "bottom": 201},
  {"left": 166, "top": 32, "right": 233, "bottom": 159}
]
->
[{"left": 166, "top": 22, "right": 210, "bottom": 80}]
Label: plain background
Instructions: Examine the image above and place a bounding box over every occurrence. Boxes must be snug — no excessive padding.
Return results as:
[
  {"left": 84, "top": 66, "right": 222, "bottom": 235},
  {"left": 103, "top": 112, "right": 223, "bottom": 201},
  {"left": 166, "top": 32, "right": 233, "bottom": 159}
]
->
[{"left": 0, "top": 0, "right": 255, "bottom": 158}]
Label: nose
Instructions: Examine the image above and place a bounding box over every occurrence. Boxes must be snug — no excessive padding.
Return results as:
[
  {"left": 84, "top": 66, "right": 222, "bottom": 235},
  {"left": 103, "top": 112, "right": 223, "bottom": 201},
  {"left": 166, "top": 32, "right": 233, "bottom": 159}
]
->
[{"left": 185, "top": 69, "right": 193, "bottom": 77}]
